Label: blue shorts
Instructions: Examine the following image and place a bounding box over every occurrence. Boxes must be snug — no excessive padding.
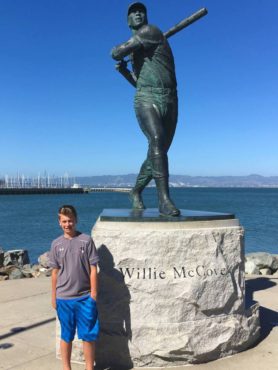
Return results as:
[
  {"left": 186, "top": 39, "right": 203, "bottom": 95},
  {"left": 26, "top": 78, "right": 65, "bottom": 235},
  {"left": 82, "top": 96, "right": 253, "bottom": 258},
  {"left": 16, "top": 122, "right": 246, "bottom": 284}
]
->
[{"left": 56, "top": 295, "right": 99, "bottom": 343}]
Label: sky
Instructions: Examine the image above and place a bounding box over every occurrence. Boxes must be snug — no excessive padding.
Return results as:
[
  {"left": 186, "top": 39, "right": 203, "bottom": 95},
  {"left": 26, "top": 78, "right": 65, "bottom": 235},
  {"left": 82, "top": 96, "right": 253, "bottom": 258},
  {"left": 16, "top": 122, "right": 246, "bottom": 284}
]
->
[{"left": 0, "top": 0, "right": 277, "bottom": 177}]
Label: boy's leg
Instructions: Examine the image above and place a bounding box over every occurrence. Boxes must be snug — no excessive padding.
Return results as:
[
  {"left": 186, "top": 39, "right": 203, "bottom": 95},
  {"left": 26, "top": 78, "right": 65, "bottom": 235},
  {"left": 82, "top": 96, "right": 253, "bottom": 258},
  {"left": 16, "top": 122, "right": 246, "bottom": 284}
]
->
[
  {"left": 56, "top": 299, "right": 76, "bottom": 370},
  {"left": 76, "top": 296, "right": 99, "bottom": 369},
  {"left": 60, "top": 340, "right": 72, "bottom": 370},
  {"left": 83, "top": 341, "right": 95, "bottom": 370}
]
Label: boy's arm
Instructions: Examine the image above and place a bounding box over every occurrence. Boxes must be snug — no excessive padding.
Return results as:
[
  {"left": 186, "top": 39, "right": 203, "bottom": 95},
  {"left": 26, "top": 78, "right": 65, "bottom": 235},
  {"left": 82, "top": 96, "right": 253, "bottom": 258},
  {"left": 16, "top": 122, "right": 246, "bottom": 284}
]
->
[
  {"left": 90, "top": 265, "right": 98, "bottom": 301},
  {"left": 51, "top": 268, "right": 59, "bottom": 309}
]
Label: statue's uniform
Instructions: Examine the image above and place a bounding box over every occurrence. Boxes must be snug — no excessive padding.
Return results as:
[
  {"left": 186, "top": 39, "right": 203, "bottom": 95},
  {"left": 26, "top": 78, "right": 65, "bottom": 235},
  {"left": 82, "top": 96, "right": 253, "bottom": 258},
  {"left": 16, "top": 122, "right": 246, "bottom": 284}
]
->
[
  {"left": 113, "top": 24, "right": 178, "bottom": 187},
  {"left": 132, "top": 24, "right": 178, "bottom": 181},
  {"left": 112, "top": 21, "right": 180, "bottom": 215}
]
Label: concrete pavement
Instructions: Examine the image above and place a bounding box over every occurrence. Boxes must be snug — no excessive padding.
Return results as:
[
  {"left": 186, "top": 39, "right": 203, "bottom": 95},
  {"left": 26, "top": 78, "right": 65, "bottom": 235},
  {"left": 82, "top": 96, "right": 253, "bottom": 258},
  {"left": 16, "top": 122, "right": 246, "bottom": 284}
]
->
[{"left": 0, "top": 275, "right": 277, "bottom": 370}]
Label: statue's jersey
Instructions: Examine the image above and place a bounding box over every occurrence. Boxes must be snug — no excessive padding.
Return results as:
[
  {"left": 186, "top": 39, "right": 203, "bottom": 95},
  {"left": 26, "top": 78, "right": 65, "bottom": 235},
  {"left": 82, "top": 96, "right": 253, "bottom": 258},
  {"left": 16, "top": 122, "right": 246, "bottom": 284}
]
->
[{"left": 131, "top": 24, "right": 177, "bottom": 89}]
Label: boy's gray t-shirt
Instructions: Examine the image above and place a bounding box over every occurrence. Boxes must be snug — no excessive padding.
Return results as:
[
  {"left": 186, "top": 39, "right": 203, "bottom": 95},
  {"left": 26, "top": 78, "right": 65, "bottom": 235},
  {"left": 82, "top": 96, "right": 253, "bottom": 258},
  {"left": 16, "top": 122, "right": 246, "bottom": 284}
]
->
[{"left": 49, "top": 232, "right": 99, "bottom": 299}]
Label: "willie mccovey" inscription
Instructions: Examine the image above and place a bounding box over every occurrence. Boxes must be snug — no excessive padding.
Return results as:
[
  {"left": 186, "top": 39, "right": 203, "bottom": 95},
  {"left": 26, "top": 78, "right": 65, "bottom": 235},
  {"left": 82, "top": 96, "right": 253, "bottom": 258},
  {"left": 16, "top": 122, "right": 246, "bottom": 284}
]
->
[{"left": 119, "top": 265, "right": 229, "bottom": 280}]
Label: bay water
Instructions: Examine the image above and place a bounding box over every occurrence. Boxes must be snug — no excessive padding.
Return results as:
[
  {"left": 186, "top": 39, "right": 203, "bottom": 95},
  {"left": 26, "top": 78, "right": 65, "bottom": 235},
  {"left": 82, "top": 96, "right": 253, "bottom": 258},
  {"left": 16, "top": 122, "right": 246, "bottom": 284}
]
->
[{"left": 0, "top": 188, "right": 277, "bottom": 263}]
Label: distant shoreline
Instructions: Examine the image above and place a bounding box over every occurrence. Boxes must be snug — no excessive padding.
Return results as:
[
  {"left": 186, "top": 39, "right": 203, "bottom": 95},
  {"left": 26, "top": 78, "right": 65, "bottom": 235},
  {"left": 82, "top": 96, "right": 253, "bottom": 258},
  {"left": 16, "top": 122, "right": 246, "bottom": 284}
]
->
[
  {"left": 2, "top": 173, "right": 278, "bottom": 188},
  {"left": 73, "top": 174, "right": 278, "bottom": 188}
]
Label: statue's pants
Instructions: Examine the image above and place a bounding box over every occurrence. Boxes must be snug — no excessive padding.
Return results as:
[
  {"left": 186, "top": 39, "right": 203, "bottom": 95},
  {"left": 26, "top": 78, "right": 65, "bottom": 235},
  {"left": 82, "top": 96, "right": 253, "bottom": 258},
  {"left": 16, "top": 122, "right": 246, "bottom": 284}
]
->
[{"left": 134, "top": 87, "right": 178, "bottom": 179}]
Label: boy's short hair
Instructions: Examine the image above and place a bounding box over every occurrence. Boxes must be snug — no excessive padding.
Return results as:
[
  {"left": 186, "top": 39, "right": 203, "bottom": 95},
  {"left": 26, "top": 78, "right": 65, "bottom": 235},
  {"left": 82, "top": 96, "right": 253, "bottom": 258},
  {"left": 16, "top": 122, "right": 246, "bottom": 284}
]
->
[{"left": 58, "top": 205, "right": 77, "bottom": 220}]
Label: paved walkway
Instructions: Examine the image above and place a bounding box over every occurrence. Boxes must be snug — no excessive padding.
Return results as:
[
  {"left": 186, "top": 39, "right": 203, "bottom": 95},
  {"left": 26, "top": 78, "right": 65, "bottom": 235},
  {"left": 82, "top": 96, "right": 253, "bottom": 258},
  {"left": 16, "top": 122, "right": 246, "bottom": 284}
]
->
[{"left": 0, "top": 276, "right": 277, "bottom": 370}]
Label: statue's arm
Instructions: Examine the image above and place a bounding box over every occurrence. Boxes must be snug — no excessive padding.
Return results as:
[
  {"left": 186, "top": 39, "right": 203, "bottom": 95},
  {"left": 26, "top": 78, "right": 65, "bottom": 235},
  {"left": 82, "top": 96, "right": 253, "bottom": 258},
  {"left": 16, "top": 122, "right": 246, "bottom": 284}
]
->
[
  {"left": 115, "top": 60, "right": 137, "bottom": 88},
  {"left": 111, "top": 36, "right": 142, "bottom": 87},
  {"left": 111, "top": 36, "right": 141, "bottom": 60}
]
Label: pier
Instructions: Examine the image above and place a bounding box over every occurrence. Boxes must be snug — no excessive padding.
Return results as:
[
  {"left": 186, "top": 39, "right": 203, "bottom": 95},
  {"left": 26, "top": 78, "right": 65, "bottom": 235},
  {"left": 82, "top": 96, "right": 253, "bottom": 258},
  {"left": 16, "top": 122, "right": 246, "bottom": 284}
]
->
[
  {"left": 87, "top": 187, "right": 131, "bottom": 193},
  {"left": 0, "top": 188, "right": 84, "bottom": 195},
  {"left": 0, "top": 187, "right": 131, "bottom": 195}
]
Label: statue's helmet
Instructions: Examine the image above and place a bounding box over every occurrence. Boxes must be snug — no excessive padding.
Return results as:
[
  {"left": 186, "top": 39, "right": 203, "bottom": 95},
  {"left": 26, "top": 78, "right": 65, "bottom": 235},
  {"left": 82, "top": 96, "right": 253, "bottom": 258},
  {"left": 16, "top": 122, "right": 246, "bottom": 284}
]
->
[
  {"left": 127, "top": 2, "right": 148, "bottom": 28},
  {"left": 127, "top": 2, "right": 147, "bottom": 16}
]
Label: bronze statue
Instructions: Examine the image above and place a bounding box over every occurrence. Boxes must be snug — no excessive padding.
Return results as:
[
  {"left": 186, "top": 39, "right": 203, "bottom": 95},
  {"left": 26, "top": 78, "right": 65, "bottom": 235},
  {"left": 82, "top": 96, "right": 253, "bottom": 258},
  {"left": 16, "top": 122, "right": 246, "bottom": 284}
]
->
[{"left": 111, "top": 2, "right": 207, "bottom": 217}]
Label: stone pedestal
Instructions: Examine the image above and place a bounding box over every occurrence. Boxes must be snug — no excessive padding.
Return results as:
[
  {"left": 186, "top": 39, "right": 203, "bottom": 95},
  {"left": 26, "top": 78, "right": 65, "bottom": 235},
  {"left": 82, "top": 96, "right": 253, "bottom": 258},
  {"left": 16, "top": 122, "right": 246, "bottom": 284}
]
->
[{"left": 56, "top": 209, "right": 260, "bottom": 367}]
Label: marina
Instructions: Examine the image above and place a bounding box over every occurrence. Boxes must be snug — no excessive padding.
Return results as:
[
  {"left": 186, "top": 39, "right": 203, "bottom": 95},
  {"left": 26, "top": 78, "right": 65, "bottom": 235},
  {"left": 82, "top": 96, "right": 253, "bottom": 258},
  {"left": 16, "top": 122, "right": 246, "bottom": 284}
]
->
[{"left": 0, "top": 174, "right": 131, "bottom": 194}]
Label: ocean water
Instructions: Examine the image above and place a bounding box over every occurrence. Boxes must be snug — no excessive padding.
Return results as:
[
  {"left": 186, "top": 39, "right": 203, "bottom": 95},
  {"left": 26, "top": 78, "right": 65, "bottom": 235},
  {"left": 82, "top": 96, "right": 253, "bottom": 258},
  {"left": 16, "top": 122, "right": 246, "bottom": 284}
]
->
[{"left": 0, "top": 188, "right": 277, "bottom": 263}]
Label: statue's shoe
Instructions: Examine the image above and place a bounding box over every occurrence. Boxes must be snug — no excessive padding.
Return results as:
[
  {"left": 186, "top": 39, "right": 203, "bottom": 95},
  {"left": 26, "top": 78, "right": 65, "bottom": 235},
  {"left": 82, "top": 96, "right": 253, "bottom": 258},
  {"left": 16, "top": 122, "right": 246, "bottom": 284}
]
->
[
  {"left": 159, "top": 200, "right": 180, "bottom": 217},
  {"left": 129, "top": 190, "right": 145, "bottom": 210}
]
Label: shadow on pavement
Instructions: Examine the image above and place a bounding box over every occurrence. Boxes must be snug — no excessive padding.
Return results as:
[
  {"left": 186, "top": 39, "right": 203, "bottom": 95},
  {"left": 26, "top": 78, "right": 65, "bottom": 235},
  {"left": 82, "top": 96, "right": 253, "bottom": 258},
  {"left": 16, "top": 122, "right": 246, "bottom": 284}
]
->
[
  {"left": 0, "top": 343, "right": 14, "bottom": 350},
  {"left": 246, "top": 277, "right": 278, "bottom": 341},
  {"left": 0, "top": 317, "right": 56, "bottom": 341}
]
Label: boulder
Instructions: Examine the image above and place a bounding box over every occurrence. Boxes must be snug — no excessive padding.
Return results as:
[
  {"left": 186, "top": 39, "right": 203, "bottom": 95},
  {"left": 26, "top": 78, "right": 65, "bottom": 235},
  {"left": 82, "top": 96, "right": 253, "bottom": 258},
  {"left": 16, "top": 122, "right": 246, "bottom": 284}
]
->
[
  {"left": 259, "top": 268, "right": 272, "bottom": 275},
  {"left": 0, "top": 265, "right": 17, "bottom": 276},
  {"left": 9, "top": 267, "right": 25, "bottom": 280},
  {"left": 0, "top": 247, "right": 4, "bottom": 268},
  {"left": 4, "top": 250, "right": 30, "bottom": 267},
  {"left": 245, "top": 260, "right": 260, "bottom": 275},
  {"left": 0, "top": 275, "right": 8, "bottom": 281},
  {"left": 31, "top": 264, "right": 40, "bottom": 272},
  {"left": 30, "top": 264, "right": 40, "bottom": 277},
  {"left": 44, "top": 268, "right": 52, "bottom": 277},
  {"left": 245, "top": 252, "right": 276, "bottom": 271},
  {"left": 21, "top": 264, "right": 34, "bottom": 278},
  {"left": 272, "top": 255, "right": 278, "bottom": 271},
  {"left": 39, "top": 266, "right": 52, "bottom": 277},
  {"left": 38, "top": 252, "right": 50, "bottom": 268}
]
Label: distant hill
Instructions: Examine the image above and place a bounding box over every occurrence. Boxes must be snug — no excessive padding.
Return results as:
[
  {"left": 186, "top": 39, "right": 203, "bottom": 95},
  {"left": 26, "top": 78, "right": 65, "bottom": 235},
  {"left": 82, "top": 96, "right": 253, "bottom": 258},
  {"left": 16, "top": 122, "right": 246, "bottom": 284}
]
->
[{"left": 75, "top": 174, "right": 278, "bottom": 188}]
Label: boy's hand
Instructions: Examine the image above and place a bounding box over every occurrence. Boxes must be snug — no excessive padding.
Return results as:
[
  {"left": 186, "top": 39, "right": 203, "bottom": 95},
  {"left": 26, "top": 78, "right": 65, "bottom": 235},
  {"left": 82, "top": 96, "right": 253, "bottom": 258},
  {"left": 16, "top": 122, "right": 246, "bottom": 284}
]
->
[
  {"left": 51, "top": 269, "right": 59, "bottom": 310},
  {"left": 90, "top": 293, "right": 97, "bottom": 301},
  {"left": 52, "top": 297, "right": 57, "bottom": 310}
]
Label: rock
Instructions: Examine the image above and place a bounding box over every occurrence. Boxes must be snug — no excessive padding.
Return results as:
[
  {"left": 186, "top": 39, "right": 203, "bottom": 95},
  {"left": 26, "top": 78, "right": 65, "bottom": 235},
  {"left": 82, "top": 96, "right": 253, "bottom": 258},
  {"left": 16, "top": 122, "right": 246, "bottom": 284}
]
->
[
  {"left": 245, "top": 260, "right": 260, "bottom": 275},
  {"left": 4, "top": 249, "right": 30, "bottom": 267},
  {"left": 0, "top": 265, "right": 17, "bottom": 276},
  {"left": 0, "top": 275, "right": 8, "bottom": 281},
  {"left": 38, "top": 267, "right": 52, "bottom": 277},
  {"left": 259, "top": 268, "right": 272, "bottom": 275},
  {"left": 44, "top": 268, "right": 52, "bottom": 277},
  {"left": 0, "top": 265, "right": 25, "bottom": 280},
  {"left": 88, "top": 218, "right": 259, "bottom": 368},
  {"left": 0, "top": 247, "right": 4, "bottom": 267},
  {"left": 9, "top": 267, "right": 24, "bottom": 280},
  {"left": 33, "top": 271, "right": 41, "bottom": 278},
  {"left": 272, "top": 255, "right": 278, "bottom": 272},
  {"left": 245, "top": 252, "right": 277, "bottom": 271},
  {"left": 31, "top": 264, "right": 40, "bottom": 272},
  {"left": 30, "top": 264, "right": 40, "bottom": 277},
  {"left": 21, "top": 264, "right": 33, "bottom": 278},
  {"left": 38, "top": 252, "right": 50, "bottom": 268}
]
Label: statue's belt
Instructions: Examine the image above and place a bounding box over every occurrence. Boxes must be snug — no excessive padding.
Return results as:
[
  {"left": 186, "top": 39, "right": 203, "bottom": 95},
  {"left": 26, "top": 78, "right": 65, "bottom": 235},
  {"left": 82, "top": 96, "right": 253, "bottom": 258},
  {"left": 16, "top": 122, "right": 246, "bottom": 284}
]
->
[{"left": 137, "top": 86, "right": 177, "bottom": 93}]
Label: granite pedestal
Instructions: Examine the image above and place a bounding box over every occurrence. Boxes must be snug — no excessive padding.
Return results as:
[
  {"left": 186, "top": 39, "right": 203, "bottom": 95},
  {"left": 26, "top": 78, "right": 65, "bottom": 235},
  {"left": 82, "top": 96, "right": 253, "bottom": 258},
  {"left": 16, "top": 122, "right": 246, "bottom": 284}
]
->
[{"left": 56, "top": 209, "right": 260, "bottom": 367}]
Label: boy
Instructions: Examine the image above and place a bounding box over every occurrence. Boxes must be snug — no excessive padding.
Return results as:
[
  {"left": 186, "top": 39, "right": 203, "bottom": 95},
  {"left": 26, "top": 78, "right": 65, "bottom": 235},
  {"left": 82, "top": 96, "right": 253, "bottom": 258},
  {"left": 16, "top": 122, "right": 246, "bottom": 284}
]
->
[{"left": 49, "top": 205, "right": 99, "bottom": 370}]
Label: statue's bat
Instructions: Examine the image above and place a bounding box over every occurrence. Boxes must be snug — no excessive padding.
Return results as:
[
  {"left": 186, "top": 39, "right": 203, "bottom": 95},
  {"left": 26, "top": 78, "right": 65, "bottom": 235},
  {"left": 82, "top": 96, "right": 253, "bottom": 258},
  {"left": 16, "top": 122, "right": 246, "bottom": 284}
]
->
[
  {"left": 115, "top": 7, "right": 208, "bottom": 81},
  {"left": 164, "top": 7, "right": 208, "bottom": 39},
  {"left": 117, "top": 8, "right": 208, "bottom": 69}
]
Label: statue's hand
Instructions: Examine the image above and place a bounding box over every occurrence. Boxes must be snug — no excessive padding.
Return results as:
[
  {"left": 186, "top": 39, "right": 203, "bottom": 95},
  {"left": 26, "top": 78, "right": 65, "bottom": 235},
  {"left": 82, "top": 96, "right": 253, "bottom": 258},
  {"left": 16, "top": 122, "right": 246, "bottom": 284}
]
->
[{"left": 115, "top": 59, "right": 128, "bottom": 71}]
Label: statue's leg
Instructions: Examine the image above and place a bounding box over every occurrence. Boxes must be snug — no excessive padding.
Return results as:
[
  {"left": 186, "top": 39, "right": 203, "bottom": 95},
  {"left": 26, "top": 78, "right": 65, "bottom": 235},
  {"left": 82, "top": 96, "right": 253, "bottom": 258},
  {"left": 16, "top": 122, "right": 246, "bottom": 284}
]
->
[
  {"left": 135, "top": 101, "right": 180, "bottom": 216},
  {"left": 152, "top": 154, "right": 180, "bottom": 217},
  {"left": 129, "top": 159, "right": 152, "bottom": 209},
  {"left": 153, "top": 92, "right": 180, "bottom": 216},
  {"left": 164, "top": 95, "right": 178, "bottom": 152}
]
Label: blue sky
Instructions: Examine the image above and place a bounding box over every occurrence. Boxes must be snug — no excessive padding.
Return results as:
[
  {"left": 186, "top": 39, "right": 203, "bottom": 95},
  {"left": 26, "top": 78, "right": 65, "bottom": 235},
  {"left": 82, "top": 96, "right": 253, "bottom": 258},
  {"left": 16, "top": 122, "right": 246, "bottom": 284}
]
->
[{"left": 0, "top": 0, "right": 277, "bottom": 177}]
